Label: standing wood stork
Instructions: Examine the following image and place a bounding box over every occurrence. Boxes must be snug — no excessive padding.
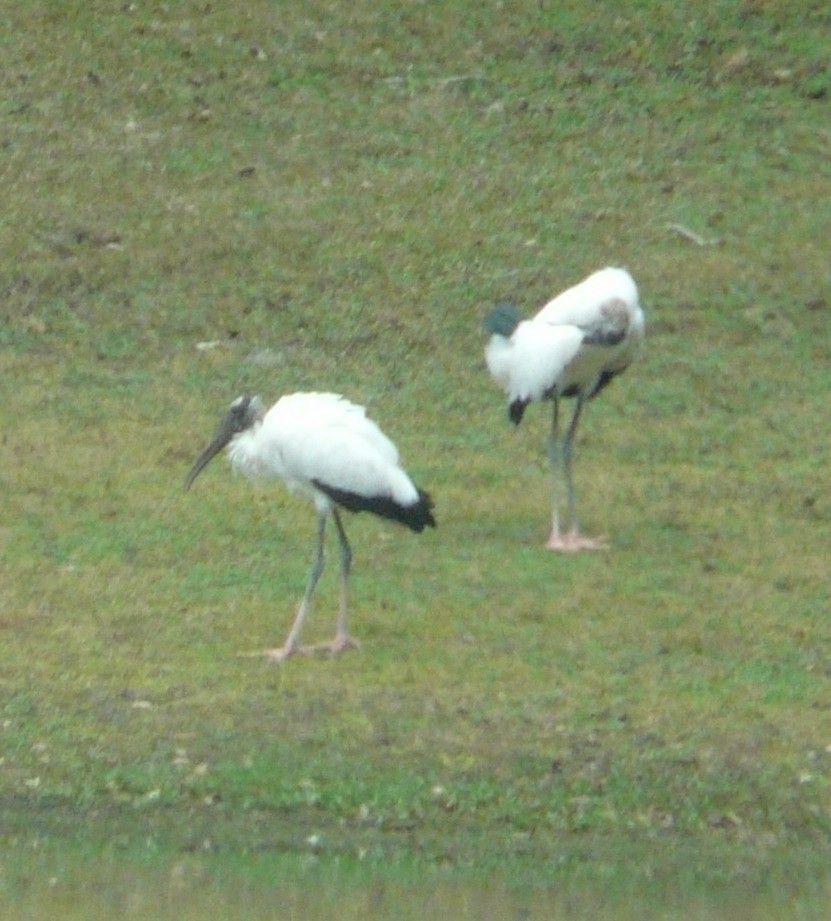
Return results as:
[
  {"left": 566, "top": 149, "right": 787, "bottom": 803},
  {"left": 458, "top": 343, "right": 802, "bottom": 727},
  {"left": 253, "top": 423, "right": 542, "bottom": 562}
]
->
[
  {"left": 184, "top": 392, "right": 436, "bottom": 661},
  {"left": 484, "top": 266, "right": 644, "bottom": 551}
]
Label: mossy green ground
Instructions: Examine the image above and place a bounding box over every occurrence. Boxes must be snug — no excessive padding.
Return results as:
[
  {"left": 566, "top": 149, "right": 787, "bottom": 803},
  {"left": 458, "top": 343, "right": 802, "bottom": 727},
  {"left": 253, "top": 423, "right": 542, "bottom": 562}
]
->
[{"left": 1, "top": 0, "right": 830, "bottom": 910}]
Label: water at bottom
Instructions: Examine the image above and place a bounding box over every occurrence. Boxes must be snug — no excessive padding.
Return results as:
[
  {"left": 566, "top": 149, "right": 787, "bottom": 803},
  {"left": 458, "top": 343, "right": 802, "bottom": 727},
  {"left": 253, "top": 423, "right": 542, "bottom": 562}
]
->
[{"left": 2, "top": 847, "right": 829, "bottom": 921}]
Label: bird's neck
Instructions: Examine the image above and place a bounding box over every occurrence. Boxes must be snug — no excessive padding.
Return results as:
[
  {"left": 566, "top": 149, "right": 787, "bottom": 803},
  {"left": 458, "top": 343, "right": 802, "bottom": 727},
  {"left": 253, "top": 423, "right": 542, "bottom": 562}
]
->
[{"left": 227, "top": 424, "right": 265, "bottom": 476}]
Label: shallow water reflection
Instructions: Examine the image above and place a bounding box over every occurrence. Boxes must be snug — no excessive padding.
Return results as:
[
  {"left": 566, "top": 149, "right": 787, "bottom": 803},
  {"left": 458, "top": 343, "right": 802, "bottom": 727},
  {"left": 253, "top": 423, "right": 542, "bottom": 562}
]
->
[{"left": 1, "top": 850, "right": 829, "bottom": 921}]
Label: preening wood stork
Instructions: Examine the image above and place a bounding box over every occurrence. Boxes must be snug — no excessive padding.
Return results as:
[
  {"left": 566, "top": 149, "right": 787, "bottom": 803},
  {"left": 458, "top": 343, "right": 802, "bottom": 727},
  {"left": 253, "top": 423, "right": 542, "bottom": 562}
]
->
[
  {"left": 184, "top": 392, "right": 436, "bottom": 661},
  {"left": 484, "top": 266, "right": 644, "bottom": 551}
]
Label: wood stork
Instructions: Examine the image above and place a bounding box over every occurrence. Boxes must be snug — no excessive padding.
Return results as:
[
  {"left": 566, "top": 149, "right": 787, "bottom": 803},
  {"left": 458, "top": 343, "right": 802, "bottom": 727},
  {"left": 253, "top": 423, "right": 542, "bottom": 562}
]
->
[
  {"left": 484, "top": 266, "right": 644, "bottom": 551},
  {"left": 184, "top": 392, "right": 436, "bottom": 661}
]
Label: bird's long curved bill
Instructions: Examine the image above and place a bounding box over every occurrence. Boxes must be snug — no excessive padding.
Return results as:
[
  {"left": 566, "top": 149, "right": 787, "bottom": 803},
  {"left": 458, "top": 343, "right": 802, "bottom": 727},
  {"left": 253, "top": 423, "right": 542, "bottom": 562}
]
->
[{"left": 183, "top": 428, "right": 231, "bottom": 491}]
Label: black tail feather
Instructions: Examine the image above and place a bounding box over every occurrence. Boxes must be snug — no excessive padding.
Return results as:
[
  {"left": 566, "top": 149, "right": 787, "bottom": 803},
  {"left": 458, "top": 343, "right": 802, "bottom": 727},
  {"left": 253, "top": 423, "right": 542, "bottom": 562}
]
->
[
  {"left": 313, "top": 481, "right": 436, "bottom": 533},
  {"left": 508, "top": 398, "right": 529, "bottom": 426}
]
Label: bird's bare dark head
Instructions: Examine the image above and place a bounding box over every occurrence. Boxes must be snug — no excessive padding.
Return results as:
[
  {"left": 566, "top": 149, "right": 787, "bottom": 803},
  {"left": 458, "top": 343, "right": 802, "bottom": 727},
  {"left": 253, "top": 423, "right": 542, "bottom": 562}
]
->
[
  {"left": 183, "top": 394, "right": 263, "bottom": 491},
  {"left": 227, "top": 394, "right": 263, "bottom": 434},
  {"left": 484, "top": 301, "right": 523, "bottom": 338}
]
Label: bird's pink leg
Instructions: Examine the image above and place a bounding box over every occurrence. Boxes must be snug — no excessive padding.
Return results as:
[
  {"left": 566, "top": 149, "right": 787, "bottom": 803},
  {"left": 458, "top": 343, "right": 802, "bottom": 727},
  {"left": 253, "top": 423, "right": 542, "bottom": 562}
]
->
[
  {"left": 267, "top": 619, "right": 360, "bottom": 658},
  {"left": 265, "top": 509, "right": 360, "bottom": 661},
  {"left": 264, "top": 511, "right": 327, "bottom": 663},
  {"left": 317, "top": 508, "right": 361, "bottom": 654},
  {"left": 297, "top": 633, "right": 361, "bottom": 656},
  {"left": 545, "top": 527, "right": 608, "bottom": 552},
  {"left": 264, "top": 645, "right": 296, "bottom": 662},
  {"left": 544, "top": 395, "right": 609, "bottom": 551},
  {"left": 263, "top": 598, "right": 309, "bottom": 662},
  {"left": 265, "top": 634, "right": 359, "bottom": 660}
]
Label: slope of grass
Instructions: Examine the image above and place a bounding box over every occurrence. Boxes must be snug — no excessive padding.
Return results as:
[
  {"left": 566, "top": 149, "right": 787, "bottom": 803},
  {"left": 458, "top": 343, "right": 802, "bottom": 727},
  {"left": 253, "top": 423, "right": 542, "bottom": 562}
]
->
[{"left": 1, "top": 0, "right": 830, "bottom": 905}]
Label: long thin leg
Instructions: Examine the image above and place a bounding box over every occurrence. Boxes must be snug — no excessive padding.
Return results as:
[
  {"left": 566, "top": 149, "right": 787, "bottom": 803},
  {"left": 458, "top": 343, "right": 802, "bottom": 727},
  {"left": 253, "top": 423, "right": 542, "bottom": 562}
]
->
[
  {"left": 562, "top": 392, "right": 586, "bottom": 538},
  {"left": 265, "top": 509, "right": 328, "bottom": 662},
  {"left": 326, "top": 508, "right": 359, "bottom": 653},
  {"left": 546, "top": 397, "right": 564, "bottom": 546},
  {"left": 545, "top": 393, "right": 607, "bottom": 551},
  {"left": 265, "top": 508, "right": 360, "bottom": 661}
]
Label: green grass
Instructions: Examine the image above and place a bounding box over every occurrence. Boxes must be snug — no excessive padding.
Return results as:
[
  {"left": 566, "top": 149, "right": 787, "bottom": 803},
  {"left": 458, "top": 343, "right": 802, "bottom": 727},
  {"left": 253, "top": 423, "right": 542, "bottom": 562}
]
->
[{"left": 2, "top": 0, "right": 831, "bottom": 911}]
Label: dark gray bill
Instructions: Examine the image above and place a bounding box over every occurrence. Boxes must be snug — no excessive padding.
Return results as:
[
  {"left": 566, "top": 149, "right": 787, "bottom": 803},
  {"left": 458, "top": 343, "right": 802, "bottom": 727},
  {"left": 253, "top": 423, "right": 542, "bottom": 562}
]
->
[{"left": 183, "top": 417, "right": 235, "bottom": 491}]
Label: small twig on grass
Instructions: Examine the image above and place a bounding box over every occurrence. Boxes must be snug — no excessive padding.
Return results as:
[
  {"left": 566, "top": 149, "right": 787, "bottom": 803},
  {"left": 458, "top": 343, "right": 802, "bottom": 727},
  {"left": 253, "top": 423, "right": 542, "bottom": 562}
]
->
[
  {"left": 440, "top": 75, "right": 491, "bottom": 90},
  {"left": 666, "top": 223, "right": 722, "bottom": 247}
]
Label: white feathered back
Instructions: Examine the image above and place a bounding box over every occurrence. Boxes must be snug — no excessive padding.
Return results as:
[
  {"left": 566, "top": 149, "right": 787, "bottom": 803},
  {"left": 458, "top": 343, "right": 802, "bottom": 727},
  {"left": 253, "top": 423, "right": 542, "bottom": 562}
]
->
[
  {"left": 485, "top": 323, "right": 584, "bottom": 404},
  {"left": 484, "top": 266, "right": 644, "bottom": 412},
  {"left": 228, "top": 392, "right": 418, "bottom": 508},
  {"left": 535, "top": 266, "right": 640, "bottom": 327}
]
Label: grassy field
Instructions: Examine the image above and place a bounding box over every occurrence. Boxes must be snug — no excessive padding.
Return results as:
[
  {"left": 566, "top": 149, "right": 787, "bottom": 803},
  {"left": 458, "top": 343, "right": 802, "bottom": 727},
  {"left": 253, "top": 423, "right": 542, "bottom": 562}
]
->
[{"left": 2, "top": 0, "right": 830, "bottom": 909}]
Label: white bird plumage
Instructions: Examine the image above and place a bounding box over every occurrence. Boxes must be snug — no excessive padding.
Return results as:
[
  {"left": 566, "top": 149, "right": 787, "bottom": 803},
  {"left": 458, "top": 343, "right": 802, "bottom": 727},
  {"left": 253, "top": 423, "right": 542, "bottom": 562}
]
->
[
  {"left": 184, "top": 392, "right": 435, "bottom": 661},
  {"left": 484, "top": 266, "right": 645, "bottom": 551}
]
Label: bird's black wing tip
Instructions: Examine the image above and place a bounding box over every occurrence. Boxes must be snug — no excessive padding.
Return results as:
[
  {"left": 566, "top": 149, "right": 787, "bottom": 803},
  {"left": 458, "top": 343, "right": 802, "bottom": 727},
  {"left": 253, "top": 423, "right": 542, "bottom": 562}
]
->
[
  {"left": 414, "top": 488, "right": 437, "bottom": 531},
  {"left": 312, "top": 481, "right": 436, "bottom": 532}
]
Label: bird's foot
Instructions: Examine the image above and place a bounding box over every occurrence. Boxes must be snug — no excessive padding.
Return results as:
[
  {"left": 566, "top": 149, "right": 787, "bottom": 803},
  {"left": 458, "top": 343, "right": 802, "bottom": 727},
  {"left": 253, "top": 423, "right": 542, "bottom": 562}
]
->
[
  {"left": 263, "top": 645, "right": 298, "bottom": 663},
  {"left": 236, "top": 648, "right": 294, "bottom": 662},
  {"left": 544, "top": 529, "right": 608, "bottom": 552},
  {"left": 237, "top": 640, "right": 305, "bottom": 662},
  {"left": 236, "top": 644, "right": 300, "bottom": 663},
  {"left": 256, "top": 635, "right": 360, "bottom": 663},
  {"left": 316, "top": 633, "right": 361, "bottom": 656}
]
